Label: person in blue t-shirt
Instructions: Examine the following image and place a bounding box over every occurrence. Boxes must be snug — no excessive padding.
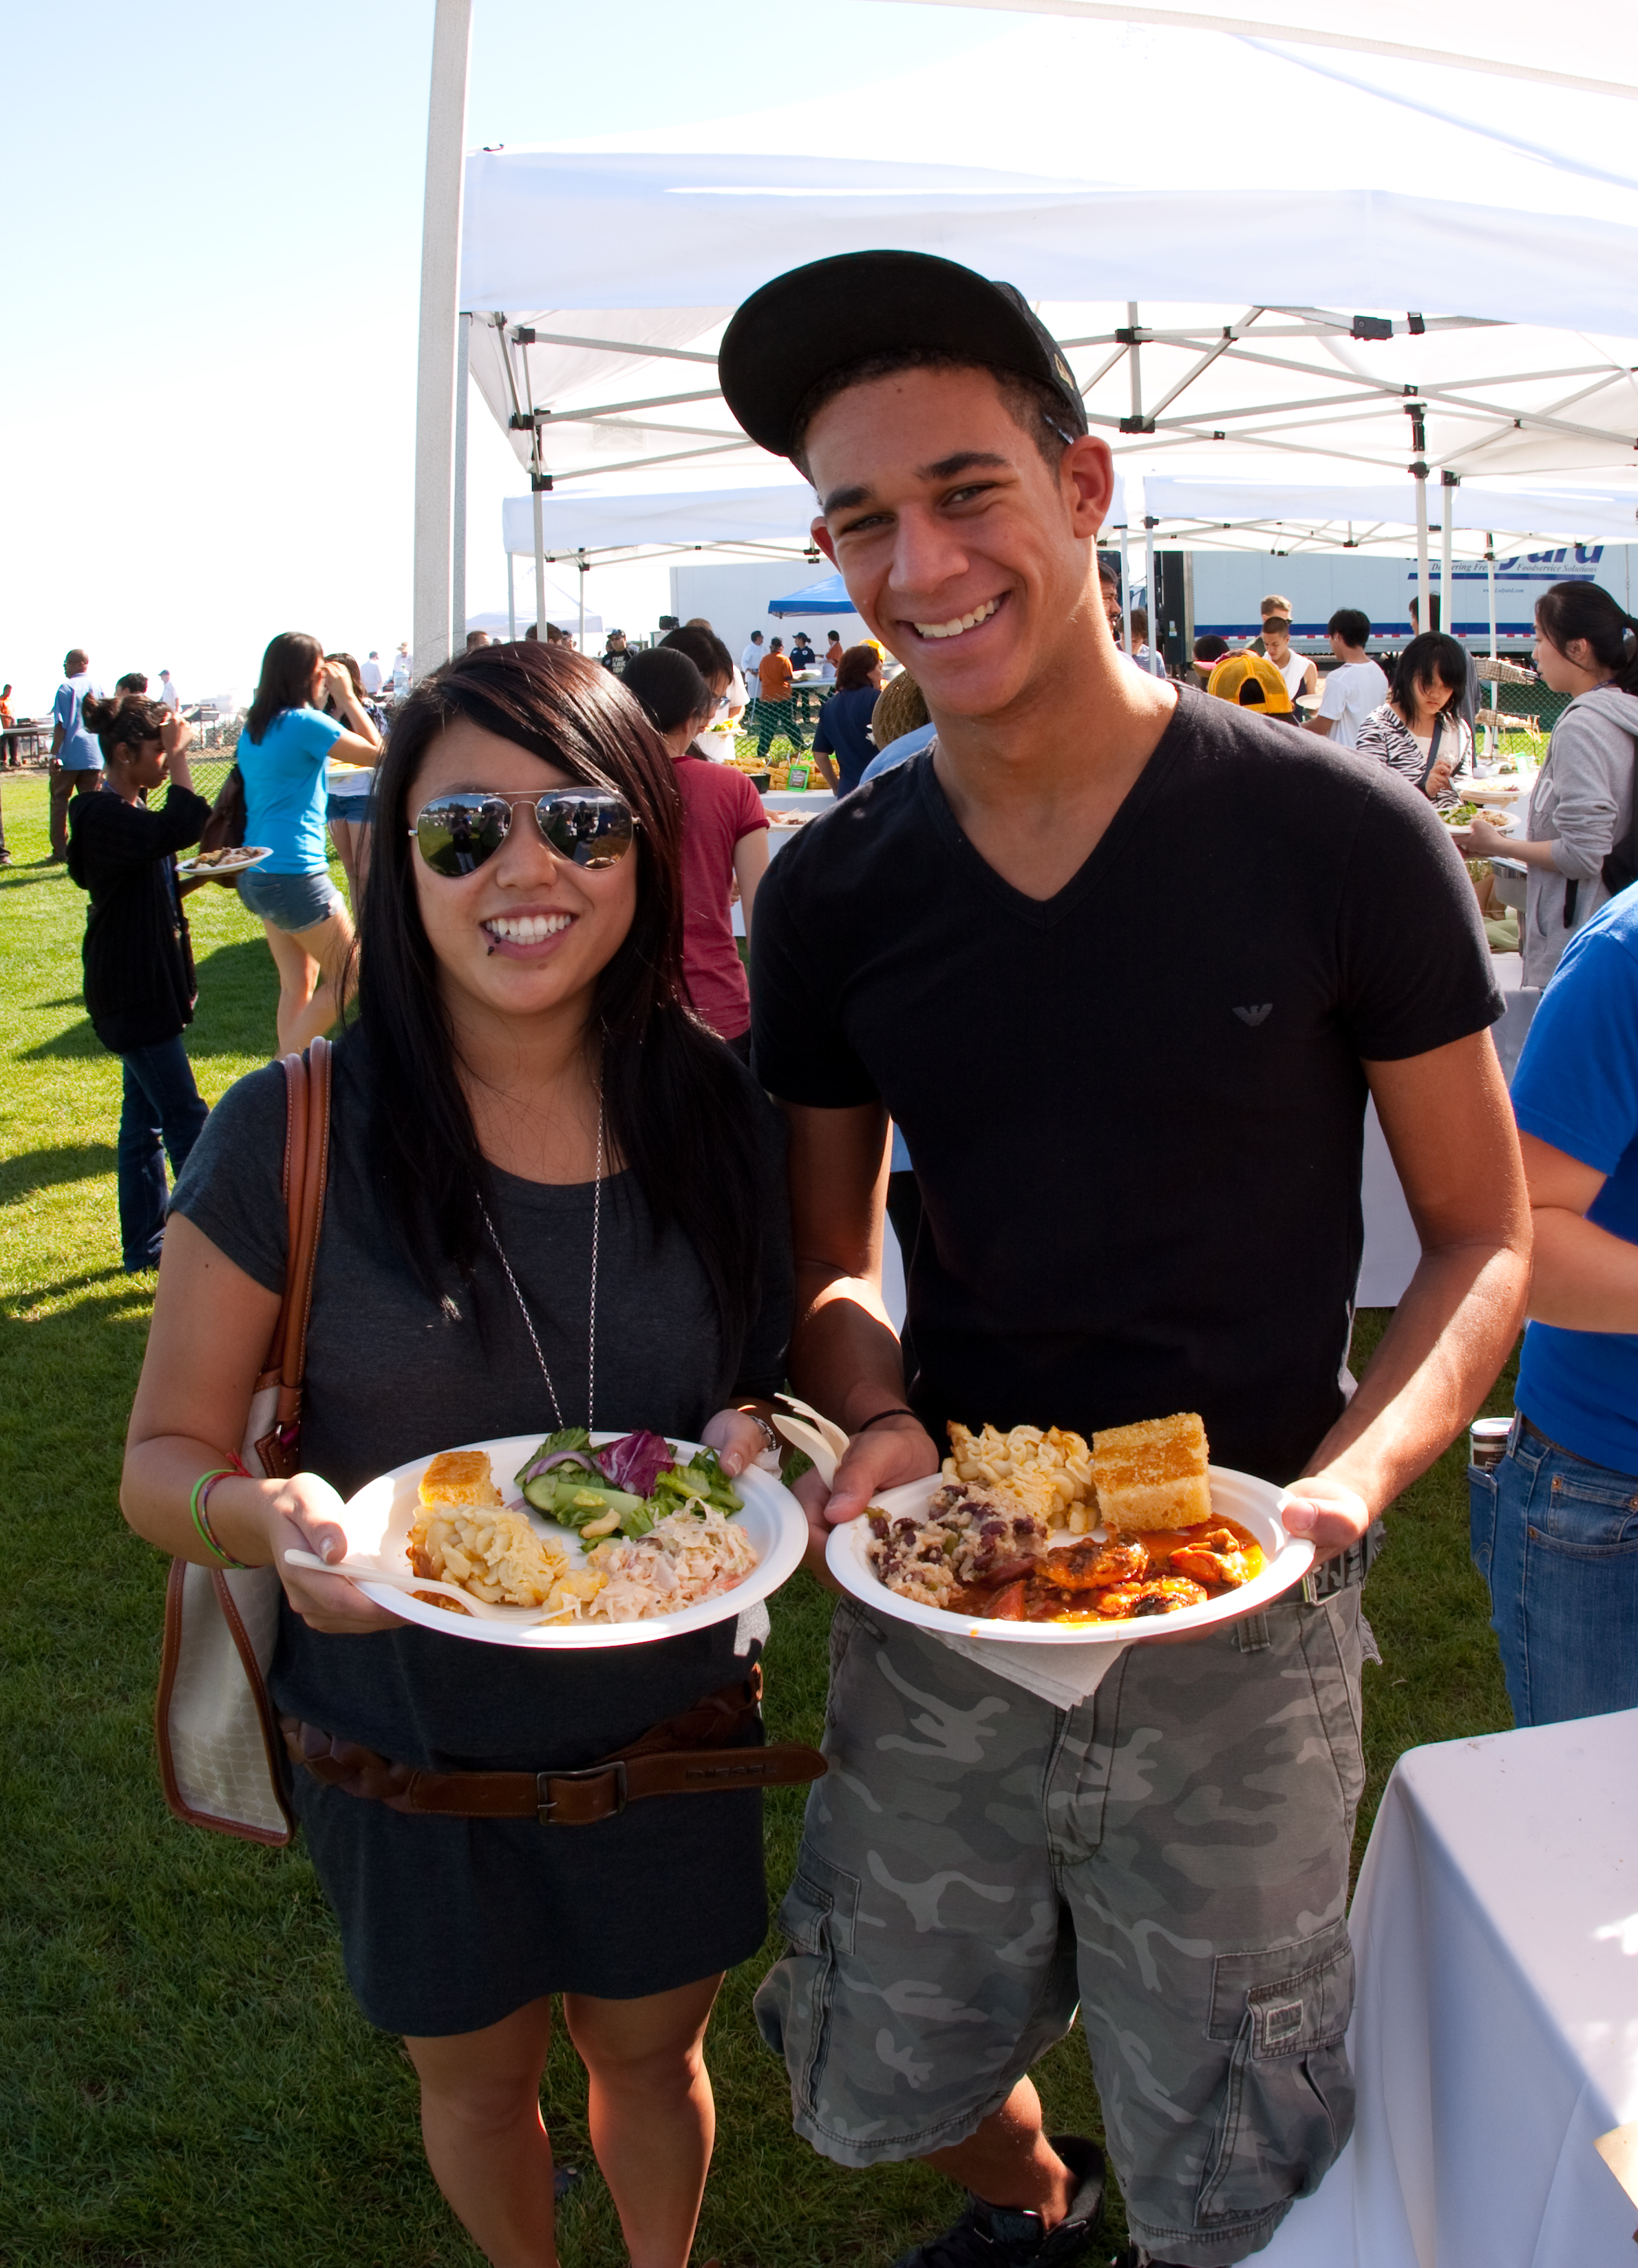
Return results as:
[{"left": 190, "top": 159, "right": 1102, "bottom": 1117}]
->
[
  {"left": 810, "top": 644, "right": 882, "bottom": 795},
  {"left": 49, "top": 647, "right": 104, "bottom": 861},
  {"left": 1474, "top": 879, "right": 1638, "bottom": 1723},
  {"left": 235, "top": 631, "right": 383, "bottom": 1053}
]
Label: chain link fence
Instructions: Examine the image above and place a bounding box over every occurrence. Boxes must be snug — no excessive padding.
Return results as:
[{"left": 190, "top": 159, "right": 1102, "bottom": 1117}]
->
[
  {"left": 146, "top": 718, "right": 240, "bottom": 813},
  {"left": 1477, "top": 676, "right": 1571, "bottom": 762}
]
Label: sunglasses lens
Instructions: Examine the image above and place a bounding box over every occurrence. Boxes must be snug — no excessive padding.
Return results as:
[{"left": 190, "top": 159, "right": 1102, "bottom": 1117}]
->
[
  {"left": 414, "top": 796, "right": 510, "bottom": 876},
  {"left": 537, "top": 791, "right": 635, "bottom": 869}
]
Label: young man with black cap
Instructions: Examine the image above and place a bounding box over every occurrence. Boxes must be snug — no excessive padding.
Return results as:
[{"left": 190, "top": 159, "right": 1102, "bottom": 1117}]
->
[{"left": 720, "top": 251, "right": 1529, "bottom": 2268}]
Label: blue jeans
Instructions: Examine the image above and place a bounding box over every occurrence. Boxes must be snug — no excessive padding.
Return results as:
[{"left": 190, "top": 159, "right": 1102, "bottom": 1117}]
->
[
  {"left": 1469, "top": 1415, "right": 1638, "bottom": 1725},
  {"left": 118, "top": 1036, "right": 209, "bottom": 1270}
]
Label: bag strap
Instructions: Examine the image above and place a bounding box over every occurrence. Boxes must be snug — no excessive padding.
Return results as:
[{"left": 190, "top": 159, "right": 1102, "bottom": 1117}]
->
[
  {"left": 1418, "top": 713, "right": 1445, "bottom": 791},
  {"left": 253, "top": 1036, "right": 332, "bottom": 1475},
  {"left": 259, "top": 1051, "right": 306, "bottom": 1387},
  {"left": 280, "top": 1035, "right": 332, "bottom": 1403}
]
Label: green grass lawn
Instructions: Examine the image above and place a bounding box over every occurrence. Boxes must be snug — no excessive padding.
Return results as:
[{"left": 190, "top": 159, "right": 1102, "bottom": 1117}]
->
[{"left": 1, "top": 773, "right": 1515, "bottom": 2265}]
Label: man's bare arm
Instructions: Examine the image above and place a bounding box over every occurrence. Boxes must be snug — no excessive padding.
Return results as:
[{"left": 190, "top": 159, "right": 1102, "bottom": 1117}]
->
[
  {"left": 1517, "top": 1128, "right": 1638, "bottom": 1329},
  {"left": 1301, "top": 715, "right": 1334, "bottom": 738},
  {"left": 780, "top": 1100, "right": 940, "bottom": 1555},
  {"left": 1290, "top": 1031, "right": 1531, "bottom": 1557}
]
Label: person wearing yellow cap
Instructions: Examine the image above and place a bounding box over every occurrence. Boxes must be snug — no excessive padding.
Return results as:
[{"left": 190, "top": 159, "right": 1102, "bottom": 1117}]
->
[
  {"left": 1205, "top": 648, "right": 1297, "bottom": 718},
  {"left": 719, "top": 249, "right": 1527, "bottom": 2268}
]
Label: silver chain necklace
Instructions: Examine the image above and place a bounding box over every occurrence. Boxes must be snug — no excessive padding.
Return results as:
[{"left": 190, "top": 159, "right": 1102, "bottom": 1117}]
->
[{"left": 478, "top": 1088, "right": 604, "bottom": 1433}]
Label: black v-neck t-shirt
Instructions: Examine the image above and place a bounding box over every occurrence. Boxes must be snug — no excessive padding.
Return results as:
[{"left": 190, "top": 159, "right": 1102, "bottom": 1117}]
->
[{"left": 750, "top": 687, "right": 1502, "bottom": 1484}]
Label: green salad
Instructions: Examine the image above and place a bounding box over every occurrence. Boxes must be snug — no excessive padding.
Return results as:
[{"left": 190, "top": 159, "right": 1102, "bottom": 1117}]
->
[{"left": 514, "top": 1426, "right": 744, "bottom": 1542}]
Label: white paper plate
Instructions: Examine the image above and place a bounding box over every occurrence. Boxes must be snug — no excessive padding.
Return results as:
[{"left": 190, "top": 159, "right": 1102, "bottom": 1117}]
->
[
  {"left": 175, "top": 844, "right": 273, "bottom": 877},
  {"left": 827, "top": 1464, "right": 1314, "bottom": 1644},
  {"left": 342, "top": 1433, "right": 807, "bottom": 1648}
]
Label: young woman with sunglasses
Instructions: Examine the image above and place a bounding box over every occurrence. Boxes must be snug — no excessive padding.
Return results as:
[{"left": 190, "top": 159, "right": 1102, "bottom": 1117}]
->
[{"left": 120, "top": 643, "right": 794, "bottom": 2268}]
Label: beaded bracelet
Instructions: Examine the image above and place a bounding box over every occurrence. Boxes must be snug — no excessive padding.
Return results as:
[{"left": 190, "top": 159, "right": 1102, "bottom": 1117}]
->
[{"left": 190, "top": 1466, "right": 248, "bottom": 1568}]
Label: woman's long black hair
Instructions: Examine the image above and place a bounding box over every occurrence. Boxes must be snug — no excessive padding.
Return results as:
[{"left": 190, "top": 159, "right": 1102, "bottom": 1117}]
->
[
  {"left": 357, "top": 639, "right": 766, "bottom": 1352},
  {"left": 1536, "top": 581, "right": 1638, "bottom": 696},
  {"left": 1388, "top": 632, "right": 1468, "bottom": 723}
]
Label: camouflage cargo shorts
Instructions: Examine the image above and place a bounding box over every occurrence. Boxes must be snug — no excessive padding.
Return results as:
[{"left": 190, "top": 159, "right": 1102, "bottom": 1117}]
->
[{"left": 754, "top": 1589, "right": 1365, "bottom": 2267}]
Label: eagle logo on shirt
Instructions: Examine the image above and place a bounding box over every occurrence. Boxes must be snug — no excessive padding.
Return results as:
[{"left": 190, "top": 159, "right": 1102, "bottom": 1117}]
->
[{"left": 1234, "top": 1004, "right": 1274, "bottom": 1027}]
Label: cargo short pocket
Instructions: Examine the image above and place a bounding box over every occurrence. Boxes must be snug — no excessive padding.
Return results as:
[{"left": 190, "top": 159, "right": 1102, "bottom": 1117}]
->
[
  {"left": 1195, "top": 1919, "right": 1354, "bottom": 2227},
  {"left": 1298, "top": 1592, "right": 1365, "bottom": 1820},
  {"left": 753, "top": 1848, "right": 861, "bottom": 2115}
]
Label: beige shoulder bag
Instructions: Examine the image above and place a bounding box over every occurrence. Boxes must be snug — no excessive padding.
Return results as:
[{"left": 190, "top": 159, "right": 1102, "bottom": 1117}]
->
[{"left": 153, "top": 1036, "right": 334, "bottom": 1845}]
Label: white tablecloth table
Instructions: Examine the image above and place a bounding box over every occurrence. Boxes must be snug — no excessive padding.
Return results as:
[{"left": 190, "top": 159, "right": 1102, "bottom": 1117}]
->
[
  {"left": 1357, "top": 951, "right": 1539, "bottom": 1306},
  {"left": 1262, "top": 1708, "right": 1638, "bottom": 2266}
]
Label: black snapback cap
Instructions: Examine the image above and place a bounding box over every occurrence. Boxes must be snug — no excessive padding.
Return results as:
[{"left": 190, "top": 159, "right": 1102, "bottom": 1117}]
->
[{"left": 718, "top": 250, "right": 1087, "bottom": 460}]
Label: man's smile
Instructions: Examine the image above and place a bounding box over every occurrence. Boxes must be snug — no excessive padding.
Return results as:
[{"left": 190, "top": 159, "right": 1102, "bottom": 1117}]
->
[{"left": 908, "top": 593, "right": 1007, "bottom": 643}]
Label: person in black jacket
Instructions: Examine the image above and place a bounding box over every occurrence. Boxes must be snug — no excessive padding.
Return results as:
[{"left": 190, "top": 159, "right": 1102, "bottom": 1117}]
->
[{"left": 67, "top": 691, "right": 211, "bottom": 1270}]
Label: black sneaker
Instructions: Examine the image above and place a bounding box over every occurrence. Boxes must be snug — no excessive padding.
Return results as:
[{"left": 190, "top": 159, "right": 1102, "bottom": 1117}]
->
[{"left": 889, "top": 2133, "right": 1105, "bottom": 2268}]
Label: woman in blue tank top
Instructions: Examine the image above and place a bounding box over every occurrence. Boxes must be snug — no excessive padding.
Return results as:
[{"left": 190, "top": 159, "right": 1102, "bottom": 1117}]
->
[{"left": 235, "top": 631, "right": 382, "bottom": 1052}]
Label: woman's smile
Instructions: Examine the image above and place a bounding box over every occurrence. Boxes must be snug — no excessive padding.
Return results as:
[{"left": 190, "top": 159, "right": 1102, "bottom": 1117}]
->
[{"left": 481, "top": 908, "right": 575, "bottom": 956}]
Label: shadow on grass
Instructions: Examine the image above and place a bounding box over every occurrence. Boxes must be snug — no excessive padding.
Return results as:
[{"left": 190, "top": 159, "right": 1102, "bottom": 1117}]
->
[
  {"left": 0, "top": 1144, "right": 118, "bottom": 1203},
  {"left": 15, "top": 939, "right": 279, "bottom": 1062},
  {"left": 0, "top": 1264, "right": 136, "bottom": 1316},
  {"left": 0, "top": 863, "right": 72, "bottom": 888},
  {"left": 14, "top": 1018, "right": 105, "bottom": 1061}
]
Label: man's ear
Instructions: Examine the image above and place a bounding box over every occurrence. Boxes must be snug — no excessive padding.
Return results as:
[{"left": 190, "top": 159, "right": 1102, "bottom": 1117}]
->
[
  {"left": 811, "top": 516, "right": 838, "bottom": 567},
  {"left": 1063, "top": 434, "right": 1115, "bottom": 539}
]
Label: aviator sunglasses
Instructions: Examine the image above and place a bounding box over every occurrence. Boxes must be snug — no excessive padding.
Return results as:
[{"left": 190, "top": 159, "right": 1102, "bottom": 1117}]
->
[{"left": 410, "top": 787, "right": 637, "bottom": 878}]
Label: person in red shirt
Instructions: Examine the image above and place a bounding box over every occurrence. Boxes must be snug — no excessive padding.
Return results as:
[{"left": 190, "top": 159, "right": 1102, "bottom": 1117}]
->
[{"left": 621, "top": 645, "right": 769, "bottom": 1060}]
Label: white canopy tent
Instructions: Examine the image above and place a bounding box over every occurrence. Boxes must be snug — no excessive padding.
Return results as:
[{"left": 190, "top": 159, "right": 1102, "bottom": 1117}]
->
[
  {"left": 1136, "top": 480, "right": 1638, "bottom": 557},
  {"left": 496, "top": 485, "right": 825, "bottom": 625},
  {"left": 885, "top": 0, "right": 1638, "bottom": 101},
  {"left": 412, "top": 1, "right": 1638, "bottom": 667},
  {"left": 1130, "top": 475, "right": 1638, "bottom": 663},
  {"left": 494, "top": 473, "right": 1129, "bottom": 591}
]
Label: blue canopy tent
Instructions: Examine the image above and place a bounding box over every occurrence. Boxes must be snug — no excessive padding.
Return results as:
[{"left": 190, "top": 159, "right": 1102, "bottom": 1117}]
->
[{"left": 767, "top": 572, "right": 854, "bottom": 616}]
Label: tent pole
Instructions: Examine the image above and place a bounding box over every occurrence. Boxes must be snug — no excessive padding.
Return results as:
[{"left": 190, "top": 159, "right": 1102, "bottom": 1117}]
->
[
  {"left": 578, "top": 552, "right": 587, "bottom": 650},
  {"left": 533, "top": 485, "right": 546, "bottom": 640},
  {"left": 1144, "top": 517, "right": 1160, "bottom": 674},
  {"left": 507, "top": 549, "right": 516, "bottom": 641},
  {"left": 1415, "top": 475, "right": 1432, "bottom": 632},
  {"left": 1487, "top": 537, "right": 1498, "bottom": 758},
  {"left": 410, "top": 0, "right": 472, "bottom": 685},
  {"left": 1118, "top": 524, "right": 1133, "bottom": 657},
  {"left": 451, "top": 312, "right": 469, "bottom": 653},
  {"left": 1487, "top": 537, "right": 1498, "bottom": 660},
  {"left": 1440, "top": 470, "right": 1458, "bottom": 648}
]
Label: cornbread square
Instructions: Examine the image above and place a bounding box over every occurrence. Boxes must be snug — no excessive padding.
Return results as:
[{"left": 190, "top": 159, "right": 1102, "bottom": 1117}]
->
[
  {"left": 418, "top": 1448, "right": 503, "bottom": 1509},
  {"left": 1092, "top": 1412, "right": 1211, "bottom": 1533}
]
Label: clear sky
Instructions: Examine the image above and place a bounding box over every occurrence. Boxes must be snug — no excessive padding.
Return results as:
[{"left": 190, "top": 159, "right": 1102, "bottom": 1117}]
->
[{"left": 0, "top": 0, "right": 1009, "bottom": 712}]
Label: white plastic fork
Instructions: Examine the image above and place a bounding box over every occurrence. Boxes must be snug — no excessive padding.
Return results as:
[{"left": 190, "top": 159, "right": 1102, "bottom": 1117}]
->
[
  {"left": 281, "top": 1548, "right": 557, "bottom": 1623},
  {"left": 771, "top": 1393, "right": 851, "bottom": 1488}
]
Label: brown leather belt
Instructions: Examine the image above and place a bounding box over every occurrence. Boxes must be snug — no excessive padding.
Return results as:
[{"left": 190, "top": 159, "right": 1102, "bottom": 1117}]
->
[{"left": 279, "top": 1665, "right": 827, "bottom": 1827}]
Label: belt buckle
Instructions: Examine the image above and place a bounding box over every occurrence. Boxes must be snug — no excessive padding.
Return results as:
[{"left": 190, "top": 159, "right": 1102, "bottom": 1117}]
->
[{"left": 537, "top": 1758, "right": 627, "bottom": 1825}]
